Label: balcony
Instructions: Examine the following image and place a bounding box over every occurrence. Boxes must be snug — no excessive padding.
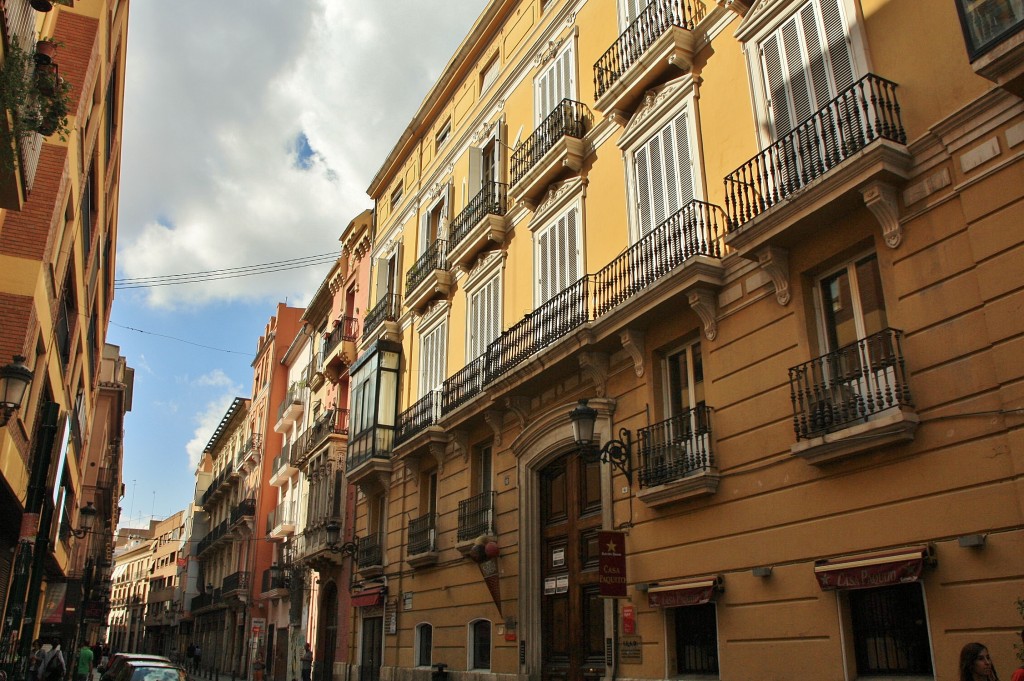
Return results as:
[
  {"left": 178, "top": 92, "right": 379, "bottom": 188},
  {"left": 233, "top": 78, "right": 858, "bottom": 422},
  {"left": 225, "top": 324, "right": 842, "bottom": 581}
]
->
[
  {"left": 273, "top": 384, "right": 305, "bottom": 433},
  {"left": 306, "top": 351, "right": 326, "bottom": 392},
  {"left": 196, "top": 520, "right": 228, "bottom": 557},
  {"left": 0, "top": 1, "right": 44, "bottom": 211},
  {"left": 405, "top": 240, "right": 453, "bottom": 313},
  {"left": 238, "top": 434, "right": 262, "bottom": 472},
  {"left": 230, "top": 497, "right": 256, "bottom": 527},
  {"left": 322, "top": 316, "right": 359, "bottom": 383},
  {"left": 266, "top": 505, "right": 296, "bottom": 540},
  {"left": 393, "top": 391, "right": 446, "bottom": 472},
  {"left": 292, "top": 408, "right": 349, "bottom": 468},
  {"left": 407, "top": 514, "right": 438, "bottom": 568},
  {"left": 956, "top": 0, "right": 1024, "bottom": 96},
  {"left": 447, "top": 182, "right": 509, "bottom": 270},
  {"left": 593, "top": 0, "right": 706, "bottom": 116},
  {"left": 457, "top": 491, "right": 496, "bottom": 551},
  {"left": 789, "top": 328, "right": 917, "bottom": 465},
  {"left": 222, "top": 571, "right": 251, "bottom": 599},
  {"left": 356, "top": 534, "right": 384, "bottom": 577},
  {"left": 260, "top": 567, "right": 289, "bottom": 597},
  {"left": 509, "top": 99, "right": 590, "bottom": 210},
  {"left": 346, "top": 423, "right": 395, "bottom": 495},
  {"left": 725, "top": 74, "right": 911, "bottom": 258},
  {"left": 269, "top": 446, "right": 298, "bottom": 487},
  {"left": 441, "top": 354, "right": 486, "bottom": 417},
  {"left": 362, "top": 294, "right": 401, "bottom": 344},
  {"left": 636, "top": 406, "right": 717, "bottom": 507}
]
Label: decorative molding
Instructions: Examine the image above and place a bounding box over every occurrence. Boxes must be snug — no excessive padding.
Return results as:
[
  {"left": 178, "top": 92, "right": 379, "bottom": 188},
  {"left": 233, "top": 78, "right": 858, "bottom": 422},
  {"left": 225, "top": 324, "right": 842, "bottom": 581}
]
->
[
  {"left": 534, "top": 37, "right": 566, "bottom": 67},
  {"left": 756, "top": 246, "right": 790, "bottom": 306},
  {"left": 418, "top": 299, "right": 452, "bottom": 332},
  {"left": 620, "top": 329, "right": 645, "bottom": 377},
  {"left": 860, "top": 181, "right": 902, "bottom": 249},
  {"left": 618, "top": 74, "right": 696, "bottom": 150},
  {"left": 450, "top": 430, "right": 471, "bottom": 463},
  {"left": 465, "top": 250, "right": 506, "bottom": 291},
  {"left": 578, "top": 352, "right": 610, "bottom": 397},
  {"left": 484, "top": 409, "right": 505, "bottom": 447},
  {"left": 531, "top": 176, "right": 588, "bottom": 231},
  {"left": 688, "top": 288, "right": 718, "bottom": 341},
  {"left": 504, "top": 396, "right": 530, "bottom": 430},
  {"left": 716, "top": 0, "right": 752, "bottom": 15}
]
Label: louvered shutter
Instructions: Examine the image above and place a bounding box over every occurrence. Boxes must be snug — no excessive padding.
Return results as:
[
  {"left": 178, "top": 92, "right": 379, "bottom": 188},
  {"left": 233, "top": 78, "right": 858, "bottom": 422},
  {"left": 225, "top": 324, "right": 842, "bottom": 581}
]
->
[
  {"left": 633, "top": 110, "right": 694, "bottom": 237},
  {"left": 469, "top": 275, "right": 502, "bottom": 358},
  {"left": 623, "top": 0, "right": 654, "bottom": 26},
  {"left": 420, "top": 322, "right": 447, "bottom": 396},
  {"left": 536, "top": 205, "right": 580, "bottom": 304},
  {"left": 536, "top": 42, "right": 575, "bottom": 122}
]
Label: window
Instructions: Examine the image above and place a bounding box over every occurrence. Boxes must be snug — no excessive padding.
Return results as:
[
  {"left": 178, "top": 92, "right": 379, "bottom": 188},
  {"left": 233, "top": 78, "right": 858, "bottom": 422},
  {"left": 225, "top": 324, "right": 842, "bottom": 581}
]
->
[
  {"left": 633, "top": 108, "right": 695, "bottom": 238},
  {"left": 415, "top": 623, "right": 432, "bottom": 667},
  {"left": 534, "top": 203, "right": 582, "bottom": 305},
  {"left": 480, "top": 55, "right": 499, "bottom": 93},
  {"left": 817, "top": 254, "right": 887, "bottom": 354},
  {"left": 420, "top": 187, "right": 450, "bottom": 251},
  {"left": 535, "top": 40, "right": 576, "bottom": 122},
  {"left": 666, "top": 339, "right": 705, "bottom": 420},
  {"left": 472, "top": 444, "right": 493, "bottom": 496},
  {"left": 419, "top": 321, "right": 447, "bottom": 398},
  {"left": 469, "top": 135, "right": 501, "bottom": 191},
  {"left": 673, "top": 603, "right": 718, "bottom": 675},
  {"left": 956, "top": 0, "right": 1024, "bottom": 59},
  {"left": 469, "top": 619, "right": 491, "bottom": 670},
  {"left": 390, "top": 182, "right": 404, "bottom": 211},
  {"left": 374, "top": 249, "right": 401, "bottom": 304},
  {"left": 435, "top": 119, "right": 451, "bottom": 151},
  {"left": 849, "top": 584, "right": 932, "bottom": 675},
  {"left": 620, "top": 0, "right": 654, "bottom": 28},
  {"left": 468, "top": 273, "right": 501, "bottom": 360},
  {"left": 758, "top": 0, "right": 856, "bottom": 141}
]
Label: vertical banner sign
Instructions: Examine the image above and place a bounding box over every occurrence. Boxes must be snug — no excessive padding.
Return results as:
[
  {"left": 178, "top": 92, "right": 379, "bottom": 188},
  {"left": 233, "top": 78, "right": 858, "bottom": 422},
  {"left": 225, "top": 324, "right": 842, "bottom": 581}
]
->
[
  {"left": 41, "top": 583, "right": 66, "bottom": 623},
  {"left": 622, "top": 604, "right": 636, "bottom": 635},
  {"left": 598, "top": 531, "right": 627, "bottom": 597}
]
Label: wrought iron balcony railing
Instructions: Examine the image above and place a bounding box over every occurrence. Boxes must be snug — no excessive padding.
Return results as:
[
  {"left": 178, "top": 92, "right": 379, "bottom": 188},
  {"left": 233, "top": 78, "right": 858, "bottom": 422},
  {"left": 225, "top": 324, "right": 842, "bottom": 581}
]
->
[
  {"left": 511, "top": 99, "right": 589, "bottom": 186},
  {"left": 322, "top": 316, "right": 359, "bottom": 359},
  {"left": 363, "top": 294, "right": 401, "bottom": 340},
  {"left": 222, "top": 570, "right": 250, "bottom": 594},
  {"left": 789, "top": 328, "right": 913, "bottom": 441},
  {"left": 346, "top": 424, "right": 396, "bottom": 472},
  {"left": 449, "top": 182, "right": 508, "bottom": 251},
  {"left": 637, "top": 405, "right": 714, "bottom": 488},
  {"left": 230, "top": 497, "right": 256, "bottom": 525},
  {"left": 594, "top": 0, "right": 706, "bottom": 100},
  {"left": 406, "top": 240, "right": 450, "bottom": 296},
  {"left": 277, "top": 384, "right": 304, "bottom": 420},
  {"left": 261, "top": 567, "right": 289, "bottom": 593},
  {"left": 298, "top": 408, "right": 350, "bottom": 461},
  {"left": 395, "top": 391, "right": 442, "bottom": 445},
  {"left": 441, "top": 353, "right": 486, "bottom": 416},
  {"left": 725, "top": 74, "right": 906, "bottom": 228},
  {"left": 592, "top": 200, "right": 727, "bottom": 316},
  {"left": 457, "top": 491, "right": 496, "bottom": 542},
  {"left": 407, "top": 514, "right": 437, "bottom": 556},
  {"left": 357, "top": 534, "right": 384, "bottom": 570}
]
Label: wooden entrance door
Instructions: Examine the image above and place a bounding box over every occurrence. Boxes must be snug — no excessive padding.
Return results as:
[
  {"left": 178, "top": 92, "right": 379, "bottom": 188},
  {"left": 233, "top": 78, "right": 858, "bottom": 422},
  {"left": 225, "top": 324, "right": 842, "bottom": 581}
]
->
[
  {"left": 359, "top": 616, "right": 383, "bottom": 681},
  {"left": 540, "top": 456, "right": 606, "bottom": 681}
]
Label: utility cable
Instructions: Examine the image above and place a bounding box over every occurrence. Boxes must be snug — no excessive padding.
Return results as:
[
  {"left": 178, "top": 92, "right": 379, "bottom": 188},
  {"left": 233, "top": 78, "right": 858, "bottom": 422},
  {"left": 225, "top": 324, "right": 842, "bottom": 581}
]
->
[
  {"left": 114, "top": 252, "right": 339, "bottom": 289},
  {"left": 108, "top": 321, "right": 252, "bottom": 356}
]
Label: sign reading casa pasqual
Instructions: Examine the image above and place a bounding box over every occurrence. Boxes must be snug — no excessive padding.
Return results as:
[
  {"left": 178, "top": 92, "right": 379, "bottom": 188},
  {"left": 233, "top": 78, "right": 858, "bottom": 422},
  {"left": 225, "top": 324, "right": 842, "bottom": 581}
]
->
[
  {"left": 598, "top": 530, "right": 627, "bottom": 598},
  {"left": 815, "top": 558, "right": 923, "bottom": 591}
]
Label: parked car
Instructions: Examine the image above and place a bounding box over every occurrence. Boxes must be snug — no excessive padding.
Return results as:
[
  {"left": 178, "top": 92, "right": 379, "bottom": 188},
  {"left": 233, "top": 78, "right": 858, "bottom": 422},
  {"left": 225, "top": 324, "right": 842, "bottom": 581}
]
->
[
  {"left": 111, "top": 661, "right": 188, "bottom": 681},
  {"left": 100, "top": 654, "right": 171, "bottom": 681}
]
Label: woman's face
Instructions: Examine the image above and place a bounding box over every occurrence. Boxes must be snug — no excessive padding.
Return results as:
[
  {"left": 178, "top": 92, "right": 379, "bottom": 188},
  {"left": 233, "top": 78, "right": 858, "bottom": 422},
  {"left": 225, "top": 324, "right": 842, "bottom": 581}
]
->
[{"left": 972, "top": 647, "right": 994, "bottom": 679}]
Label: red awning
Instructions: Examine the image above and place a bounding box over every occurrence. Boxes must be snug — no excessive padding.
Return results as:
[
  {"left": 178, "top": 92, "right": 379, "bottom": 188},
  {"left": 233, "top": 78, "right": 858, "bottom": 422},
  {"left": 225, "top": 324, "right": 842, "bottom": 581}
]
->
[
  {"left": 814, "top": 545, "right": 934, "bottom": 591},
  {"left": 351, "top": 587, "right": 384, "bottom": 608},
  {"left": 647, "top": 577, "right": 721, "bottom": 608}
]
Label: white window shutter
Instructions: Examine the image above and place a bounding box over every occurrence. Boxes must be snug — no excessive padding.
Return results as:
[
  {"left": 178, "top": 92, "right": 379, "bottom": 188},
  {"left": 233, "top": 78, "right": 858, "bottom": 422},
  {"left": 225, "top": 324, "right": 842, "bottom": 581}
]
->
[
  {"left": 820, "top": 0, "right": 855, "bottom": 93},
  {"left": 565, "top": 206, "right": 580, "bottom": 286},
  {"left": 633, "top": 110, "right": 694, "bottom": 238},
  {"left": 468, "top": 147, "right": 482, "bottom": 193},
  {"left": 673, "top": 111, "right": 695, "bottom": 207},
  {"left": 536, "top": 42, "right": 575, "bottom": 121},
  {"left": 761, "top": 34, "right": 793, "bottom": 138}
]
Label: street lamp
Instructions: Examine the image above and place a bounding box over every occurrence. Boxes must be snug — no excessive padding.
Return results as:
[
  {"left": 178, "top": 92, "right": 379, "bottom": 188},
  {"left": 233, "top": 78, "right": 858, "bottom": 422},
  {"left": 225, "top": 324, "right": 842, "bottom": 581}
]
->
[
  {"left": 569, "top": 399, "right": 634, "bottom": 484},
  {"left": 324, "top": 521, "right": 358, "bottom": 555},
  {"left": 0, "top": 355, "right": 33, "bottom": 426},
  {"left": 72, "top": 501, "right": 98, "bottom": 538}
]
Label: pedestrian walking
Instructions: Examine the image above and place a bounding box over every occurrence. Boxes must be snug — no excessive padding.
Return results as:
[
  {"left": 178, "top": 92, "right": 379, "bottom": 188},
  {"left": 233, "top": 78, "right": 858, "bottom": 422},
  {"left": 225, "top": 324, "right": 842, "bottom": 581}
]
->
[
  {"left": 960, "top": 642, "right": 999, "bottom": 681},
  {"left": 38, "top": 637, "right": 65, "bottom": 681},
  {"left": 74, "top": 643, "right": 93, "bottom": 681},
  {"left": 192, "top": 644, "right": 202, "bottom": 675},
  {"left": 300, "top": 643, "right": 313, "bottom": 681},
  {"left": 28, "top": 640, "right": 45, "bottom": 679}
]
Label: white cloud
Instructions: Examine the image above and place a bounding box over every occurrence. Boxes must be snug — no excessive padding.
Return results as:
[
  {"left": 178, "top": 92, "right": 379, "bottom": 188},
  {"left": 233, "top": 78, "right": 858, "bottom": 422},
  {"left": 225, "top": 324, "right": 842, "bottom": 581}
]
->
[
  {"left": 194, "top": 368, "right": 238, "bottom": 388},
  {"left": 118, "top": 1, "right": 489, "bottom": 309},
  {"left": 184, "top": 377, "right": 245, "bottom": 471}
]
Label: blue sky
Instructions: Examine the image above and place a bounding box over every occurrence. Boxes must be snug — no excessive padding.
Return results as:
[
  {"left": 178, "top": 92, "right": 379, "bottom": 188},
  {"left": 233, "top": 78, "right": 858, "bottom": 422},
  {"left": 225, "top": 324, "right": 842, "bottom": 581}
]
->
[{"left": 113, "top": 2, "right": 489, "bottom": 527}]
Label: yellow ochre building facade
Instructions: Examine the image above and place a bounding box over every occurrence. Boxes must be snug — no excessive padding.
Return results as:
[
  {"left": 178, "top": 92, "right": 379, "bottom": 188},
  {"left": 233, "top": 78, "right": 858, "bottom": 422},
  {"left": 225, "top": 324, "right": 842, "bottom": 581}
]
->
[{"left": 340, "top": 1, "right": 1024, "bottom": 680}]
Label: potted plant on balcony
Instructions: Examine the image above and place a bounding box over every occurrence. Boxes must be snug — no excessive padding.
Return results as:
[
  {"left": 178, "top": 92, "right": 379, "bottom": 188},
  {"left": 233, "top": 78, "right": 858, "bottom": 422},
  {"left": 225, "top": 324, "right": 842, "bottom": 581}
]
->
[
  {"left": 34, "top": 38, "right": 60, "bottom": 65},
  {"left": 30, "top": 0, "right": 53, "bottom": 11},
  {"left": 0, "top": 38, "right": 73, "bottom": 156}
]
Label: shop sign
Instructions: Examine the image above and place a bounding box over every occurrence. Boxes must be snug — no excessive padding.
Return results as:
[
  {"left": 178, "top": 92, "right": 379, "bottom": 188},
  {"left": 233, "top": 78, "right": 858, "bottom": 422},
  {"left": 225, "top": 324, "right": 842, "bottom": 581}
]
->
[
  {"left": 618, "top": 635, "right": 642, "bottom": 663},
  {"left": 598, "top": 531, "right": 627, "bottom": 597}
]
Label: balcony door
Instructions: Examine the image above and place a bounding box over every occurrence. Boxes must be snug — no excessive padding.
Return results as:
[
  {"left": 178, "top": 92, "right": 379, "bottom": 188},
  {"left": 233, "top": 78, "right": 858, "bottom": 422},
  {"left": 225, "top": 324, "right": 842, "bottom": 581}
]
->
[
  {"left": 816, "top": 254, "right": 895, "bottom": 421},
  {"left": 620, "top": 0, "right": 654, "bottom": 28},
  {"left": 660, "top": 339, "right": 708, "bottom": 470},
  {"left": 536, "top": 41, "right": 576, "bottom": 121},
  {"left": 359, "top": 615, "right": 383, "bottom": 681},
  {"left": 540, "top": 456, "right": 605, "bottom": 681}
]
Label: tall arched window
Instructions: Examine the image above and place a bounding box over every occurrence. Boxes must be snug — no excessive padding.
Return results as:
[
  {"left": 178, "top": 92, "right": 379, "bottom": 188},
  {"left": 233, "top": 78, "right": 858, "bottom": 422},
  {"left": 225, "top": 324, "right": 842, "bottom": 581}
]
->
[
  {"left": 468, "top": 619, "right": 491, "bottom": 671},
  {"left": 415, "top": 623, "right": 433, "bottom": 667}
]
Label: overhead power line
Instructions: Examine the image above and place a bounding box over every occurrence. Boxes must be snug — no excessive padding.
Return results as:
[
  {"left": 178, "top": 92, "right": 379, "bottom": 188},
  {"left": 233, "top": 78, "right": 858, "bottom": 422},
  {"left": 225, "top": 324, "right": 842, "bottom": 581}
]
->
[
  {"left": 114, "top": 251, "right": 339, "bottom": 289},
  {"left": 109, "top": 321, "right": 251, "bottom": 356}
]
